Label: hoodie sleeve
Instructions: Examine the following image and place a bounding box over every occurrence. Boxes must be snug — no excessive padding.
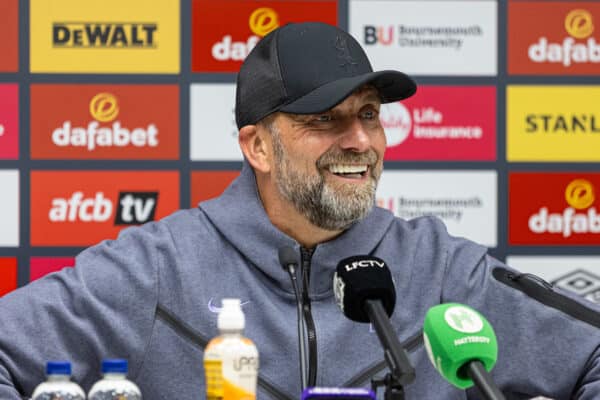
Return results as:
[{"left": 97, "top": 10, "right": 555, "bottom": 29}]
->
[
  {"left": 441, "top": 240, "right": 600, "bottom": 399},
  {"left": 0, "top": 221, "right": 164, "bottom": 399}
]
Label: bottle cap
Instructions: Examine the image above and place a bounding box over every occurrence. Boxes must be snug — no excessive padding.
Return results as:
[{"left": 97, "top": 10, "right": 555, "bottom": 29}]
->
[
  {"left": 46, "top": 361, "right": 71, "bottom": 375},
  {"left": 101, "top": 359, "right": 128, "bottom": 374},
  {"left": 217, "top": 298, "right": 245, "bottom": 331}
]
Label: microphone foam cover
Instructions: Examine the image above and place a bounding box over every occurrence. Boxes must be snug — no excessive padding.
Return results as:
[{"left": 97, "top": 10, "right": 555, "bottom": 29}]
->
[
  {"left": 423, "top": 303, "right": 498, "bottom": 389},
  {"left": 333, "top": 255, "right": 396, "bottom": 323}
]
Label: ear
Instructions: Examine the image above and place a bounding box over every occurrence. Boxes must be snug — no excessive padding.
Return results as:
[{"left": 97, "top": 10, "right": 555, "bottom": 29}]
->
[{"left": 238, "top": 124, "right": 272, "bottom": 173}]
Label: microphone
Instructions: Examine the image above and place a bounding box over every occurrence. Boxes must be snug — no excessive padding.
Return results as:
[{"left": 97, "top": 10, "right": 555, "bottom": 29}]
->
[
  {"left": 423, "top": 303, "right": 506, "bottom": 400},
  {"left": 278, "top": 246, "right": 308, "bottom": 391},
  {"left": 333, "top": 255, "right": 415, "bottom": 386}
]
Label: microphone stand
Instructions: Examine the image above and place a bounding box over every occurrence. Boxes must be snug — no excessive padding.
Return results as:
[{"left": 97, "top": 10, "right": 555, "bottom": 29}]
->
[{"left": 365, "top": 300, "right": 415, "bottom": 400}]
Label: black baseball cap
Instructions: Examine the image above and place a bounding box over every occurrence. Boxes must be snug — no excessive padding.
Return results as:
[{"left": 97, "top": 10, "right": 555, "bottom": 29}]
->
[{"left": 235, "top": 22, "right": 417, "bottom": 129}]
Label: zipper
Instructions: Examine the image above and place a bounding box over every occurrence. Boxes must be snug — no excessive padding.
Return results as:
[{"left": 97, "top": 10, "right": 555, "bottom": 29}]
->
[
  {"left": 342, "top": 329, "right": 424, "bottom": 387},
  {"left": 156, "top": 304, "right": 294, "bottom": 400},
  {"left": 300, "top": 246, "right": 318, "bottom": 387}
]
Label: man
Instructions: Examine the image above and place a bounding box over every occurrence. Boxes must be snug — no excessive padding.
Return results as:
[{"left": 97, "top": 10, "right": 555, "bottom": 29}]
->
[{"left": 1, "top": 22, "right": 600, "bottom": 399}]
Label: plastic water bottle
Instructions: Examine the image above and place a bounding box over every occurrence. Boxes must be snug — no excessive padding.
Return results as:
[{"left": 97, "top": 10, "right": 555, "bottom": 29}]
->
[
  {"left": 88, "top": 359, "right": 142, "bottom": 400},
  {"left": 31, "top": 361, "right": 85, "bottom": 400},
  {"left": 204, "top": 298, "right": 259, "bottom": 400}
]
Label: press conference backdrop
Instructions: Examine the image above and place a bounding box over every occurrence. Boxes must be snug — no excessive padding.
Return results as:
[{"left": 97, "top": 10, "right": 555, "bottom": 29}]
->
[{"left": 1, "top": 0, "right": 600, "bottom": 304}]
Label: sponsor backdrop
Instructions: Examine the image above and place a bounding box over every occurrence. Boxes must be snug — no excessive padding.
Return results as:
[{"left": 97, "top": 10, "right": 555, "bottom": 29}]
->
[{"left": 1, "top": 0, "right": 600, "bottom": 307}]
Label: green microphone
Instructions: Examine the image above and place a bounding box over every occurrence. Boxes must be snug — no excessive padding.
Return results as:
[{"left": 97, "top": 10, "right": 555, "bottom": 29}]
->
[{"left": 423, "top": 303, "right": 506, "bottom": 400}]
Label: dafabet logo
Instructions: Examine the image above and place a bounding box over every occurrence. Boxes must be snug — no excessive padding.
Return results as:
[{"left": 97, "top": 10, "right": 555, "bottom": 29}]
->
[
  {"left": 0, "top": 84, "right": 19, "bottom": 160},
  {"left": 30, "top": 171, "right": 180, "bottom": 246},
  {"left": 382, "top": 86, "right": 496, "bottom": 161},
  {"left": 31, "top": 85, "right": 179, "bottom": 159},
  {"left": 510, "top": 173, "right": 600, "bottom": 245},
  {"left": 507, "top": 86, "right": 600, "bottom": 161},
  {"left": 30, "top": 0, "right": 179, "bottom": 73},
  {"left": 509, "top": 3, "right": 600, "bottom": 74},
  {"left": 191, "top": 0, "right": 337, "bottom": 72},
  {"left": 0, "top": 0, "right": 18, "bottom": 72}
]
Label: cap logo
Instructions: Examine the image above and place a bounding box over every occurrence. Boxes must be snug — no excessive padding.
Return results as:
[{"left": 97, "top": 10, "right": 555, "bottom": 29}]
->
[{"left": 334, "top": 35, "right": 358, "bottom": 71}]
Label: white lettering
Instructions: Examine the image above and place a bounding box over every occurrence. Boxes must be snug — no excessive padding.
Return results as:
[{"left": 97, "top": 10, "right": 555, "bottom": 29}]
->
[
  {"left": 528, "top": 207, "right": 600, "bottom": 237},
  {"left": 49, "top": 191, "right": 113, "bottom": 222},
  {"left": 119, "top": 194, "right": 155, "bottom": 223},
  {"left": 51, "top": 121, "right": 159, "bottom": 151},
  {"left": 211, "top": 35, "right": 260, "bottom": 61},
  {"left": 528, "top": 37, "right": 600, "bottom": 67}
]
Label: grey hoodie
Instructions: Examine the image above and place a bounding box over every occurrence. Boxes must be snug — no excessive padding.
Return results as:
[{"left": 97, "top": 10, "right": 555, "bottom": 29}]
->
[{"left": 1, "top": 162, "right": 600, "bottom": 399}]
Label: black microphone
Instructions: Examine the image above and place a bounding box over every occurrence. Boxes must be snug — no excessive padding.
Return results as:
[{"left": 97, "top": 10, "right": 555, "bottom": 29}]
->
[
  {"left": 333, "top": 256, "right": 415, "bottom": 386},
  {"left": 278, "top": 246, "right": 308, "bottom": 391}
]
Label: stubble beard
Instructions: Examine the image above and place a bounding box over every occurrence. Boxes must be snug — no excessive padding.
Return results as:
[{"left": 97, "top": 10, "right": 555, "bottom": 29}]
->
[{"left": 270, "top": 126, "right": 382, "bottom": 231}]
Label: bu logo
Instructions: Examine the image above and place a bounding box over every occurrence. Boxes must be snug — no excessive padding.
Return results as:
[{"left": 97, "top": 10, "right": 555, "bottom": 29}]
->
[{"left": 334, "top": 35, "right": 358, "bottom": 71}]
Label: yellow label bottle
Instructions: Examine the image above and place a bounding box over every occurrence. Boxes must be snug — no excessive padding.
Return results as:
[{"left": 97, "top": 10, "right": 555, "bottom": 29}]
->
[{"left": 204, "top": 299, "right": 259, "bottom": 400}]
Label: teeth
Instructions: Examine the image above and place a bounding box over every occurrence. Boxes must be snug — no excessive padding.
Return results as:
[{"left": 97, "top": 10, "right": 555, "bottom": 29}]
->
[{"left": 328, "top": 164, "right": 368, "bottom": 174}]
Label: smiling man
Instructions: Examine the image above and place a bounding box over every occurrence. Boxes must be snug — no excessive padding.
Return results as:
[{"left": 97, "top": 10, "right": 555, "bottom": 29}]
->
[{"left": 1, "top": 22, "right": 600, "bottom": 400}]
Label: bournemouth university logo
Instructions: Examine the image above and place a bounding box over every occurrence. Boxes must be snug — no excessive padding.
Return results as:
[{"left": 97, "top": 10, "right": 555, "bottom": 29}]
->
[
  {"left": 529, "top": 8, "right": 599, "bottom": 67},
  {"left": 51, "top": 92, "right": 159, "bottom": 152}
]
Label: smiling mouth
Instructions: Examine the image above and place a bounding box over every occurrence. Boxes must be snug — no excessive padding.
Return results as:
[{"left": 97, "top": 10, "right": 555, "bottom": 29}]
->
[{"left": 327, "top": 164, "right": 369, "bottom": 179}]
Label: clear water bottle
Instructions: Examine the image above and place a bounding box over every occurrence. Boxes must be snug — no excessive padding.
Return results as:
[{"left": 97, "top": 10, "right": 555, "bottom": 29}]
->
[
  {"left": 88, "top": 359, "right": 142, "bottom": 400},
  {"left": 31, "top": 361, "right": 86, "bottom": 400}
]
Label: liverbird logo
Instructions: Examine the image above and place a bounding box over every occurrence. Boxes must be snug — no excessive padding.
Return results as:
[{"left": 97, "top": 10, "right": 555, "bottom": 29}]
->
[{"left": 334, "top": 35, "right": 358, "bottom": 71}]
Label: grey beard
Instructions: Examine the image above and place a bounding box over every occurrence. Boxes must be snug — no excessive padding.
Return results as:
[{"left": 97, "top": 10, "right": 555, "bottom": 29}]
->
[{"left": 271, "top": 128, "right": 378, "bottom": 231}]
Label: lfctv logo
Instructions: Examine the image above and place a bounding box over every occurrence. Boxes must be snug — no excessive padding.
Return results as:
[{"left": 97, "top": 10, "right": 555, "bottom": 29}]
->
[
  {"left": 529, "top": 9, "right": 599, "bottom": 67},
  {"left": 49, "top": 191, "right": 158, "bottom": 225},
  {"left": 52, "top": 92, "right": 158, "bottom": 151},
  {"left": 53, "top": 22, "right": 157, "bottom": 48},
  {"left": 212, "top": 7, "right": 278, "bottom": 61},
  {"left": 529, "top": 178, "right": 600, "bottom": 237}
]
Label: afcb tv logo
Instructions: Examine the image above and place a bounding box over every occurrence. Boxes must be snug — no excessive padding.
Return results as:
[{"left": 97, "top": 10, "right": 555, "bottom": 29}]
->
[{"left": 49, "top": 191, "right": 158, "bottom": 225}]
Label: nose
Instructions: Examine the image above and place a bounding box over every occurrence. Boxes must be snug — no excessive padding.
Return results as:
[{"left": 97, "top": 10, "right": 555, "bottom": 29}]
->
[{"left": 338, "top": 118, "right": 371, "bottom": 153}]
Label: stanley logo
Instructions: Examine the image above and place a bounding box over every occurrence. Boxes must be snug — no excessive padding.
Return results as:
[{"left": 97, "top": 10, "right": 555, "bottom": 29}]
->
[
  {"left": 565, "top": 9, "right": 594, "bottom": 39},
  {"left": 53, "top": 22, "right": 158, "bottom": 48},
  {"left": 248, "top": 7, "right": 279, "bottom": 37}
]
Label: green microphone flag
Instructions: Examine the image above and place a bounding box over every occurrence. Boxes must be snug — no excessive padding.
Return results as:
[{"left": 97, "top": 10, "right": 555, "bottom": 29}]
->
[{"left": 423, "top": 303, "right": 498, "bottom": 389}]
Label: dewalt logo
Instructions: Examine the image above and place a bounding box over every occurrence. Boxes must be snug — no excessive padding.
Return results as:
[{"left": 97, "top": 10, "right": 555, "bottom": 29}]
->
[
  {"left": 53, "top": 22, "right": 157, "bottom": 48},
  {"left": 565, "top": 9, "right": 594, "bottom": 39},
  {"left": 30, "top": 0, "right": 179, "bottom": 73}
]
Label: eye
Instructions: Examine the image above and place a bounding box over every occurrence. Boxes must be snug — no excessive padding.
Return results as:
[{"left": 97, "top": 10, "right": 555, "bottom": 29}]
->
[
  {"left": 361, "top": 109, "right": 378, "bottom": 120},
  {"left": 314, "top": 114, "right": 333, "bottom": 122}
]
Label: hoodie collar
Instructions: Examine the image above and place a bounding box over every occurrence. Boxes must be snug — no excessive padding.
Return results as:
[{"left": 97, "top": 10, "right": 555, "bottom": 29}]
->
[{"left": 200, "top": 161, "right": 396, "bottom": 296}]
